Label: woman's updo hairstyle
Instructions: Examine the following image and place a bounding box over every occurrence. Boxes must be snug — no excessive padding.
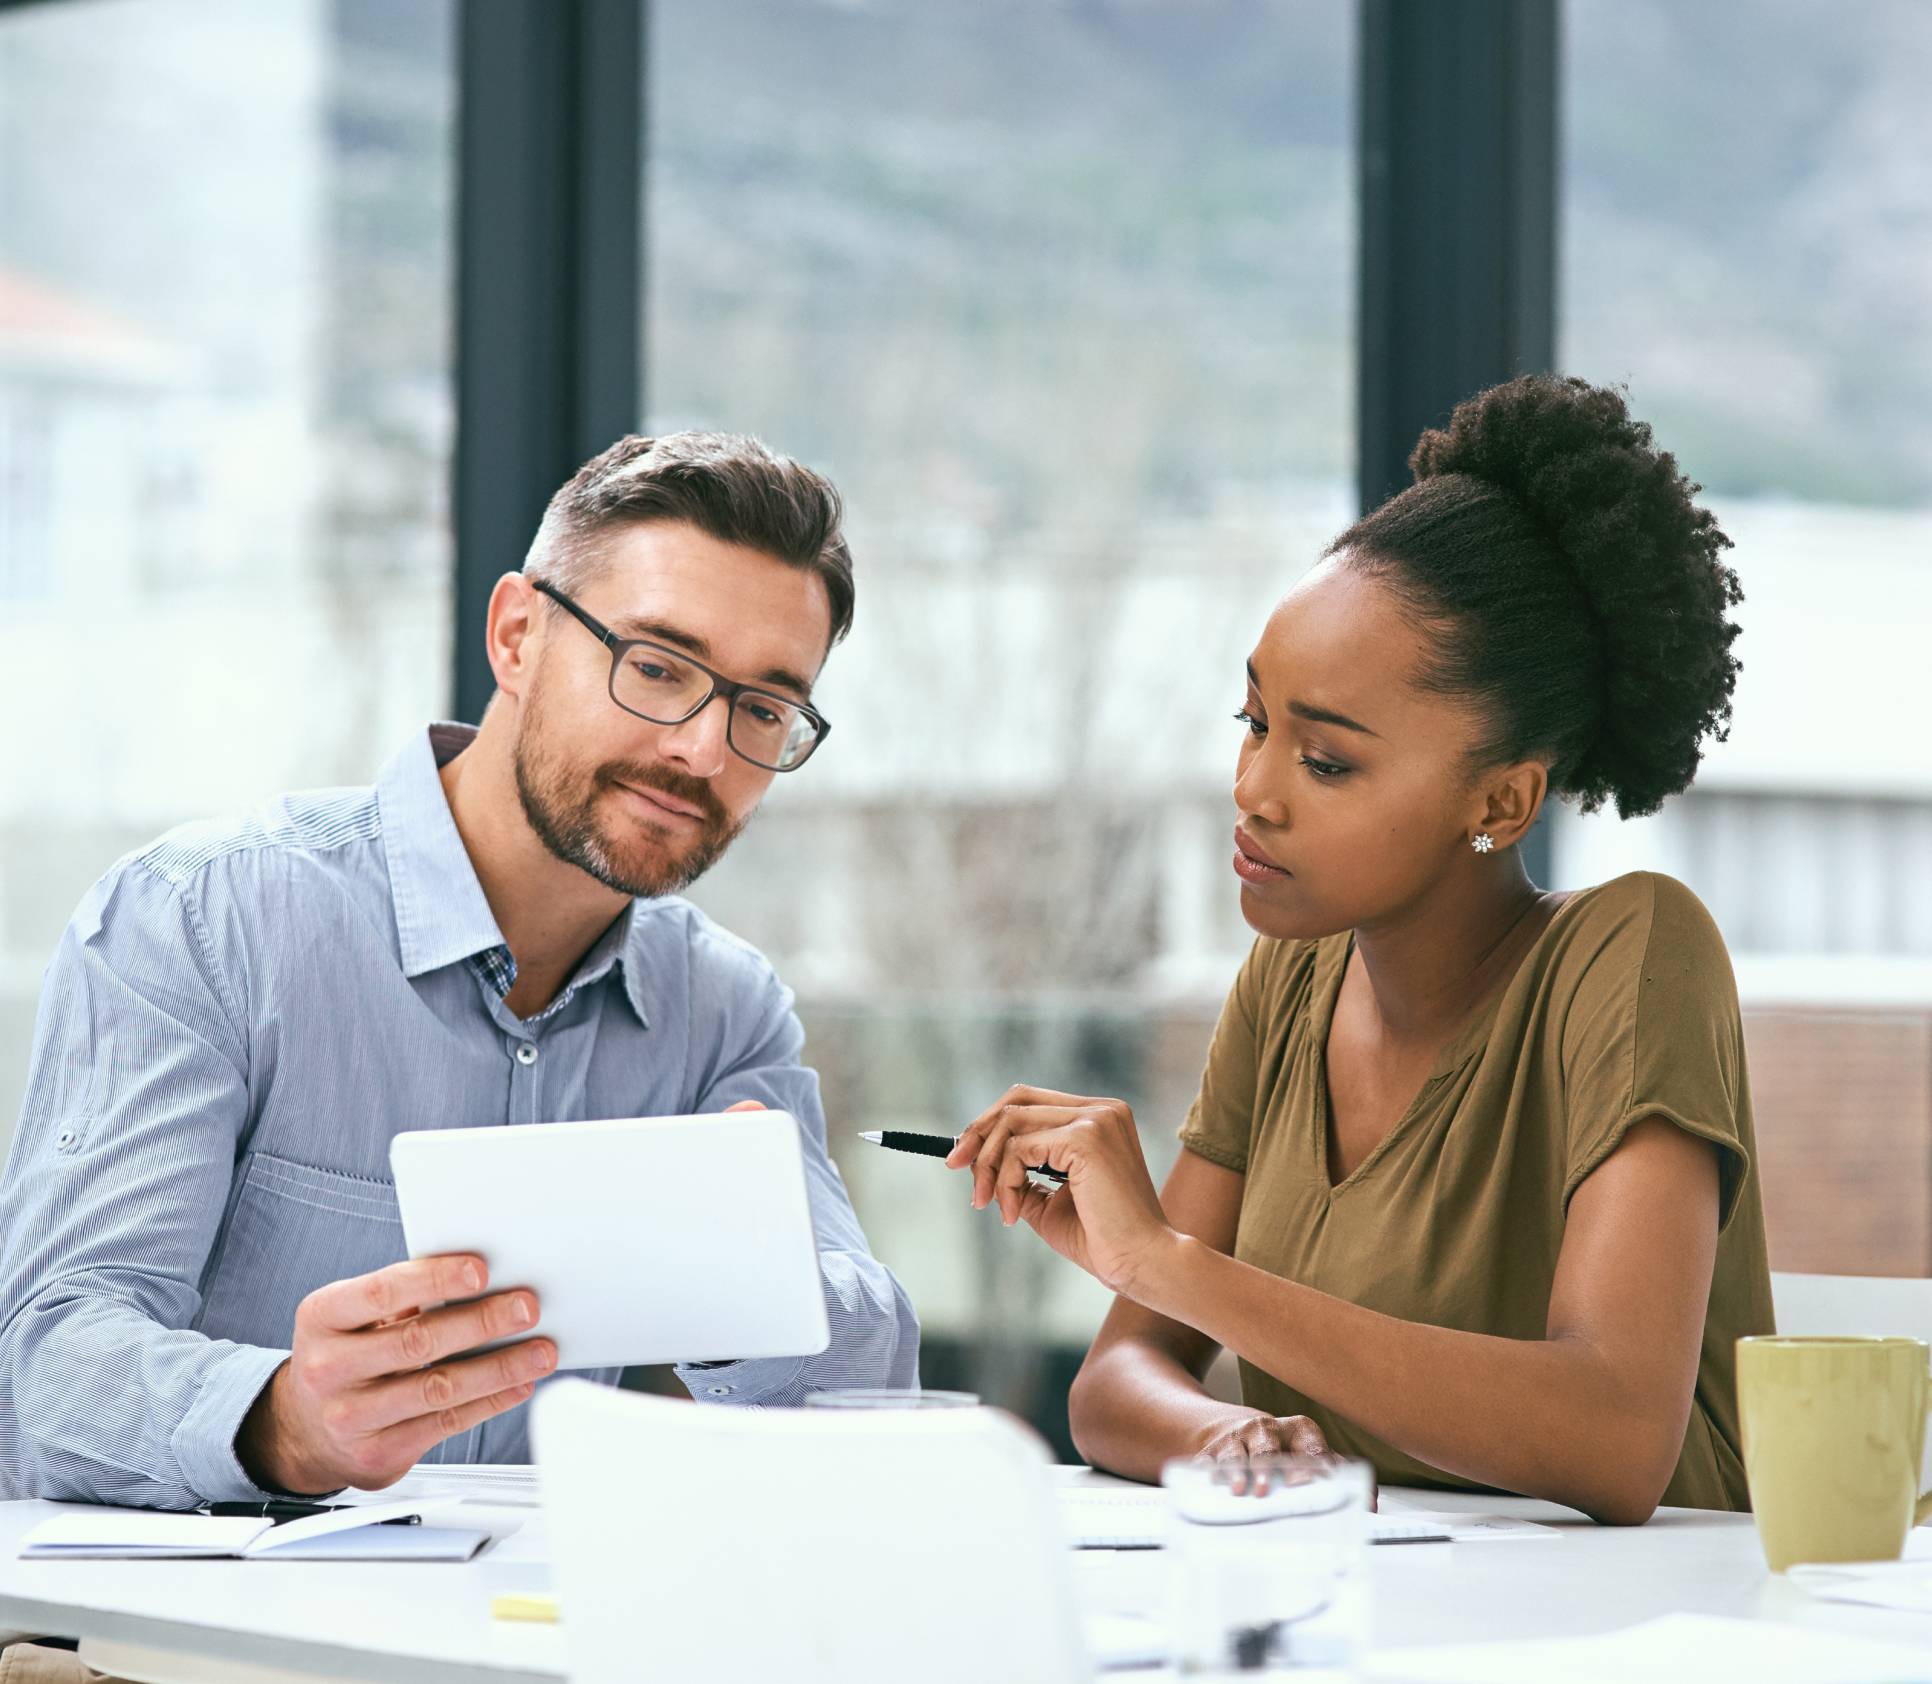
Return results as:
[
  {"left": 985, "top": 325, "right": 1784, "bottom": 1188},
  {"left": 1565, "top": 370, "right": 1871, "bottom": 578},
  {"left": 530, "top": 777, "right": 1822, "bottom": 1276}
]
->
[{"left": 1330, "top": 375, "right": 1742, "bottom": 819}]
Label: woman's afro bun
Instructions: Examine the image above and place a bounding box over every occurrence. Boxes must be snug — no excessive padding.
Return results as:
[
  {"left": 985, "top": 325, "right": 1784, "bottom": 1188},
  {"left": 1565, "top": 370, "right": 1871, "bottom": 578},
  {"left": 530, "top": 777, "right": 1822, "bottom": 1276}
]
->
[{"left": 1333, "top": 375, "right": 1743, "bottom": 819}]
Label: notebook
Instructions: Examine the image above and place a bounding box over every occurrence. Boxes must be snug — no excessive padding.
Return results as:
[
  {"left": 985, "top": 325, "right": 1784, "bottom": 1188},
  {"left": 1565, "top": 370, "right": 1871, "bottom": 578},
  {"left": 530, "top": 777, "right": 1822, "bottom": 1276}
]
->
[{"left": 19, "top": 1500, "right": 491, "bottom": 1563}]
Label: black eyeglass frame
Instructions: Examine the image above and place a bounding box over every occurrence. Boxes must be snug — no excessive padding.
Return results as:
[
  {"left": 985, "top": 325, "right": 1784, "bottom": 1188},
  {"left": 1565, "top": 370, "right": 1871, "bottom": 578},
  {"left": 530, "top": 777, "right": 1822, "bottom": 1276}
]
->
[{"left": 532, "top": 579, "right": 831, "bottom": 772}]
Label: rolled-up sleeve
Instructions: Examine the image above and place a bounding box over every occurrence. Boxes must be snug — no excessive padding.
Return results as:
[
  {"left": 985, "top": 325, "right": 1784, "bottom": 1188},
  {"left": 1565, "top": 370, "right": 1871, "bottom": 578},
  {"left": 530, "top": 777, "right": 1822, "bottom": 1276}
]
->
[
  {"left": 0, "top": 862, "right": 286, "bottom": 1508},
  {"left": 676, "top": 962, "right": 919, "bottom": 1405}
]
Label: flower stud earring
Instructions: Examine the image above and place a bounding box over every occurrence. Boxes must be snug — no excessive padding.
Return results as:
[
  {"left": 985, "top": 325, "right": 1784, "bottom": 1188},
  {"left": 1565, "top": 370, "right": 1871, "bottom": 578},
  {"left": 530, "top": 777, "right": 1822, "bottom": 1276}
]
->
[{"left": 1471, "top": 832, "right": 1495, "bottom": 854}]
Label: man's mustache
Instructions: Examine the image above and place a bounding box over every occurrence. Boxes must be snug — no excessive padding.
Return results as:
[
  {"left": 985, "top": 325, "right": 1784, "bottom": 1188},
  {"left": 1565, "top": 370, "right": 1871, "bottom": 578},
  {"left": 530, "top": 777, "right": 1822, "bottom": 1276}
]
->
[{"left": 595, "top": 762, "right": 729, "bottom": 829}]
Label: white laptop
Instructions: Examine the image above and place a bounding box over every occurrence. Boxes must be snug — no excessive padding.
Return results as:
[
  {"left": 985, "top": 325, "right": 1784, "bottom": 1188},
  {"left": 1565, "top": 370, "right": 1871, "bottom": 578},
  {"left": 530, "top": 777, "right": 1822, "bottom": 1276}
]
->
[{"left": 390, "top": 1111, "right": 830, "bottom": 1371}]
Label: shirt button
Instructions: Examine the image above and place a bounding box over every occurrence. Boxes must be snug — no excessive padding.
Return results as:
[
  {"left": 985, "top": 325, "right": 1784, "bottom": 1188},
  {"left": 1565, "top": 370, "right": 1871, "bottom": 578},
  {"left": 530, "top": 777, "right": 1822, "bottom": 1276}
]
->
[
  {"left": 706, "top": 1384, "right": 734, "bottom": 1397},
  {"left": 54, "top": 1128, "right": 77, "bottom": 1152},
  {"left": 514, "top": 1042, "right": 539, "bottom": 1067}
]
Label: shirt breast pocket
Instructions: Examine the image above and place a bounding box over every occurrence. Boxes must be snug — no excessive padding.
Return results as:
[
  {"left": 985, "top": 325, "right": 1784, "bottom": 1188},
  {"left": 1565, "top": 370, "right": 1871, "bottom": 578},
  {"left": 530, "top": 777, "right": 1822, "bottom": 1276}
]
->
[{"left": 197, "top": 1152, "right": 407, "bottom": 1351}]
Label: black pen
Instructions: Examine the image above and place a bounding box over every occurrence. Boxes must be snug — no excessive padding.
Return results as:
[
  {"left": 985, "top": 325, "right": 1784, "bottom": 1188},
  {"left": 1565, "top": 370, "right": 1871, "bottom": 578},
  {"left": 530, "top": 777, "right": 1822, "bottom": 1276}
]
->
[
  {"left": 203, "top": 1500, "right": 421, "bottom": 1526},
  {"left": 858, "top": 1129, "right": 1069, "bottom": 1185}
]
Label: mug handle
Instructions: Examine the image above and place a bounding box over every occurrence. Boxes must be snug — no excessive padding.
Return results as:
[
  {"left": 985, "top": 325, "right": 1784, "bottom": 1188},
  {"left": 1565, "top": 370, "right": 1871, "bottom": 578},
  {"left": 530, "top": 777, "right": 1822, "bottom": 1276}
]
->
[{"left": 1920, "top": 1361, "right": 1932, "bottom": 1528}]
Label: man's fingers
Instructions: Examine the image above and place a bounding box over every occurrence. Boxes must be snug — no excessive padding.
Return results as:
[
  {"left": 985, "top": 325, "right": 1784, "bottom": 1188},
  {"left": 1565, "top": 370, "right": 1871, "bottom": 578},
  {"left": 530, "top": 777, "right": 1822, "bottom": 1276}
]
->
[
  {"left": 351, "top": 1337, "right": 556, "bottom": 1437},
  {"left": 303, "top": 1254, "right": 487, "bottom": 1336},
  {"left": 362, "top": 1290, "right": 540, "bottom": 1381},
  {"left": 363, "top": 1380, "right": 540, "bottom": 1485}
]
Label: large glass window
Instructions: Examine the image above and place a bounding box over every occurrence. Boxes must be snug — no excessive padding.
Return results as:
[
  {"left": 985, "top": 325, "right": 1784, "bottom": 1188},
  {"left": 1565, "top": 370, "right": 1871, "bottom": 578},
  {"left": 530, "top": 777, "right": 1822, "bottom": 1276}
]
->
[
  {"left": 1562, "top": 0, "right": 1932, "bottom": 1272},
  {"left": 648, "top": 0, "right": 1355, "bottom": 1427},
  {"left": 0, "top": 0, "right": 455, "bottom": 1122}
]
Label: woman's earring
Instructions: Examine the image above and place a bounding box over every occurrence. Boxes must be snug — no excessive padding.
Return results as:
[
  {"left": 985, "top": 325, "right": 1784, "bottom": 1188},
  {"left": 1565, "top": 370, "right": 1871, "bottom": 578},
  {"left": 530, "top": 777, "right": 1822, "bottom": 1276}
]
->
[{"left": 1471, "top": 832, "right": 1495, "bottom": 854}]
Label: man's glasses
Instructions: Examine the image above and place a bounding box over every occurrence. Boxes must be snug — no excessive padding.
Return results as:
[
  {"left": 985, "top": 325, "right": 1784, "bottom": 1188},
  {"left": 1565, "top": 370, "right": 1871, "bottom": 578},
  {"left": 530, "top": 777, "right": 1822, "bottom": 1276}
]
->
[{"left": 533, "top": 580, "right": 830, "bottom": 772}]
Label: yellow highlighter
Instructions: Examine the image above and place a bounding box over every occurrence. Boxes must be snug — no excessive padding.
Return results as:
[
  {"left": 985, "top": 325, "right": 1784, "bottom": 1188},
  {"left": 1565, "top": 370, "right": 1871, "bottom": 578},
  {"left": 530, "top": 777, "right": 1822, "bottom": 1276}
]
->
[{"left": 491, "top": 1593, "right": 561, "bottom": 1624}]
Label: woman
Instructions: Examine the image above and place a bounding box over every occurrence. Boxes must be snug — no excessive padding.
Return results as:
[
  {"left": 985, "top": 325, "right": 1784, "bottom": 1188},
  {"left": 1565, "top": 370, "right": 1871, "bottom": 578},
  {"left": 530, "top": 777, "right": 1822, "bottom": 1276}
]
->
[{"left": 948, "top": 375, "right": 1770, "bottom": 1523}]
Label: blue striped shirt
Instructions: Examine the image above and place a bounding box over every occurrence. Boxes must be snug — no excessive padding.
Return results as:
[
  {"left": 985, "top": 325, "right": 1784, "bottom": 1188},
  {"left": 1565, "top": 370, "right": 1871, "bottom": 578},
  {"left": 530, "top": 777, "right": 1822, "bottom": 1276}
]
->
[{"left": 0, "top": 724, "right": 918, "bottom": 1507}]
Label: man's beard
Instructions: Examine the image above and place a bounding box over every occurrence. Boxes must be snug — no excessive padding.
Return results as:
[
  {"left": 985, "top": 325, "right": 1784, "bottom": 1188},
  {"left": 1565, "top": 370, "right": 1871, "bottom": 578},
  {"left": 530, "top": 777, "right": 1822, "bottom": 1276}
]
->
[{"left": 513, "top": 699, "right": 745, "bottom": 899}]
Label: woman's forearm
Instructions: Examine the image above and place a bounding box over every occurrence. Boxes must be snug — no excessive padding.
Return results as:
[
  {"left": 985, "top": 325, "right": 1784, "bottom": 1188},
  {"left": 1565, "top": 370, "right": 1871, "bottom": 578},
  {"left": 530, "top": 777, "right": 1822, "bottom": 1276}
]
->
[
  {"left": 1134, "top": 1235, "right": 1682, "bottom": 1523},
  {"left": 1068, "top": 1338, "right": 1256, "bottom": 1483}
]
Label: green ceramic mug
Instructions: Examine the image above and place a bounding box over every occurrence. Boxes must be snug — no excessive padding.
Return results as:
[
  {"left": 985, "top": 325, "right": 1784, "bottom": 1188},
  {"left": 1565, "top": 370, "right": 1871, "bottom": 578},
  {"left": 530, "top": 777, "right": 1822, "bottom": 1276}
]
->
[{"left": 1736, "top": 1335, "right": 1932, "bottom": 1571}]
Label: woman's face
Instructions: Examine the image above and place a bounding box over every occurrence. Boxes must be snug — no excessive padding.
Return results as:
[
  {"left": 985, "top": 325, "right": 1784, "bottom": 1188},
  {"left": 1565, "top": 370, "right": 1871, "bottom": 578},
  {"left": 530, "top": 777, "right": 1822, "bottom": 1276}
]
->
[{"left": 1232, "top": 556, "right": 1495, "bottom": 942}]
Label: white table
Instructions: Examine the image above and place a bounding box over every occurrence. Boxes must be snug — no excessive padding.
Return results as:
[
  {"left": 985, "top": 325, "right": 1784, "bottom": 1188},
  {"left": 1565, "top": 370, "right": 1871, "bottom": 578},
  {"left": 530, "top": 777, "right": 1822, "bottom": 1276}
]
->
[{"left": 1, "top": 1474, "right": 1928, "bottom": 1681}]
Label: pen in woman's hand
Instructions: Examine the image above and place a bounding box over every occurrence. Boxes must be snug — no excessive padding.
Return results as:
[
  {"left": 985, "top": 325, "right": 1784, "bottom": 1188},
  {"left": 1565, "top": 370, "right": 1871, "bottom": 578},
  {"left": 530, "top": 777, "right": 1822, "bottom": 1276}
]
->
[{"left": 858, "top": 1129, "right": 1068, "bottom": 1183}]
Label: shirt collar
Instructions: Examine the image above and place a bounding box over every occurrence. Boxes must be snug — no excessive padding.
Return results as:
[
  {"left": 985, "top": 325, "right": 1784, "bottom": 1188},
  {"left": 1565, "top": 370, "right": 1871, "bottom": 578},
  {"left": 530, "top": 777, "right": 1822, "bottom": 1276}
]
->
[
  {"left": 377, "top": 723, "right": 510, "bottom": 980},
  {"left": 376, "top": 723, "right": 653, "bottom": 1028},
  {"left": 617, "top": 937, "right": 651, "bottom": 1027},
  {"left": 576, "top": 902, "right": 649, "bottom": 1027}
]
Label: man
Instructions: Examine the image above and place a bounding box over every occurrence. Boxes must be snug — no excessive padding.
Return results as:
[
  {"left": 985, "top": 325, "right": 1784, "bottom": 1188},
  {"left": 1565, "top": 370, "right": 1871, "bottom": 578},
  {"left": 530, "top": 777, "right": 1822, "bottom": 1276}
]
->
[{"left": 0, "top": 432, "right": 918, "bottom": 1507}]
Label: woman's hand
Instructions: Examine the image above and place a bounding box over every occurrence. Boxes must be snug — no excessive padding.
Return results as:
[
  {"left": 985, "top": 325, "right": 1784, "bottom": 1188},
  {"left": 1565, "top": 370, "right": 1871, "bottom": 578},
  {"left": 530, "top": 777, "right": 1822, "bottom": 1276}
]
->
[
  {"left": 1192, "top": 1410, "right": 1376, "bottom": 1506},
  {"left": 946, "top": 1086, "right": 1176, "bottom": 1299},
  {"left": 1195, "top": 1409, "right": 1330, "bottom": 1464}
]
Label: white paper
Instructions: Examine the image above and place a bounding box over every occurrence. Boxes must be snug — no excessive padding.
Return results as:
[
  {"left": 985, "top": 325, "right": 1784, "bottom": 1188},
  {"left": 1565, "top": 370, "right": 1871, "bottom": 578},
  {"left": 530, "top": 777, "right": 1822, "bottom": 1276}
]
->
[
  {"left": 20, "top": 1499, "right": 489, "bottom": 1564},
  {"left": 1057, "top": 1486, "right": 1556, "bottom": 1549},
  {"left": 249, "top": 1525, "right": 490, "bottom": 1562},
  {"left": 1382, "top": 1508, "right": 1558, "bottom": 1543},
  {"left": 1790, "top": 1558, "right": 1932, "bottom": 1615},
  {"left": 1084, "top": 1611, "right": 1167, "bottom": 1671},
  {"left": 359, "top": 1463, "right": 542, "bottom": 1510},
  {"left": 21, "top": 1513, "right": 266, "bottom": 1559},
  {"left": 240, "top": 1498, "right": 426, "bottom": 1552},
  {"left": 1367, "top": 1613, "right": 1932, "bottom": 1683},
  {"left": 1058, "top": 1487, "right": 1165, "bottom": 1548}
]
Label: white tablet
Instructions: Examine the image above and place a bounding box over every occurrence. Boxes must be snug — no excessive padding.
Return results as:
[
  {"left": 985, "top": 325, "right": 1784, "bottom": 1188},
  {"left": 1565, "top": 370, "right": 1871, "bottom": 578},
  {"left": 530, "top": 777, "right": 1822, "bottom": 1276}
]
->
[{"left": 390, "top": 1112, "right": 831, "bottom": 1371}]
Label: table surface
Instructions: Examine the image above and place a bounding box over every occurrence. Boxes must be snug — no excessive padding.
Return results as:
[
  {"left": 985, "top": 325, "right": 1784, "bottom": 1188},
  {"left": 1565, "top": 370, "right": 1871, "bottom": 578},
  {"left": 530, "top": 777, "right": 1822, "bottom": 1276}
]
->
[{"left": 2, "top": 1472, "right": 1930, "bottom": 1682}]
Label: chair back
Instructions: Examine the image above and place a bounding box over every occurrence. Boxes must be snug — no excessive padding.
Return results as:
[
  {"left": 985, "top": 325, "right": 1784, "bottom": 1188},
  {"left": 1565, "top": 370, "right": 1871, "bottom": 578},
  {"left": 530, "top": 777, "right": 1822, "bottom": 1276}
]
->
[
  {"left": 535, "top": 1380, "right": 1089, "bottom": 1684},
  {"left": 1771, "top": 1271, "right": 1932, "bottom": 1342}
]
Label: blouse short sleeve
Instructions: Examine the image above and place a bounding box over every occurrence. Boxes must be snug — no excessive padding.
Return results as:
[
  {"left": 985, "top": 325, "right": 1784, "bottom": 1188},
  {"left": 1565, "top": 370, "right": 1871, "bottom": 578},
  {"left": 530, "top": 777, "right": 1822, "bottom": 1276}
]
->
[
  {"left": 1558, "top": 873, "right": 1752, "bottom": 1231},
  {"left": 1178, "top": 937, "right": 1301, "bottom": 1175}
]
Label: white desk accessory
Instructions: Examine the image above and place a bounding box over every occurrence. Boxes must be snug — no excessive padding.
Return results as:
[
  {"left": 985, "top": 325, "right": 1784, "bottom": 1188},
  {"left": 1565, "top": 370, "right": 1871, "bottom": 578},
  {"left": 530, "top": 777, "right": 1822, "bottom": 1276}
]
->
[
  {"left": 391, "top": 1111, "right": 830, "bottom": 1370},
  {"left": 535, "top": 1378, "right": 1089, "bottom": 1684}
]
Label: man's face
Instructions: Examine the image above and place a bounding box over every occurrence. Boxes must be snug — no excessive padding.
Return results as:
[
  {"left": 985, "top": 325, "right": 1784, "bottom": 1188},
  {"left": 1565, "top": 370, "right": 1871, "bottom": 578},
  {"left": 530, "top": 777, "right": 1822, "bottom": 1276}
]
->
[{"left": 513, "top": 521, "right": 833, "bottom": 898}]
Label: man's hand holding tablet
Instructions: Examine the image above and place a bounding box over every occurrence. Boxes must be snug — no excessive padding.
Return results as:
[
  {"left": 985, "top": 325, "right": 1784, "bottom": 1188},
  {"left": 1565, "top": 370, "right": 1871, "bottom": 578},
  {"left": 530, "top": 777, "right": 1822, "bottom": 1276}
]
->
[
  {"left": 235, "top": 1254, "right": 556, "bottom": 1497},
  {"left": 237, "top": 1102, "right": 776, "bottom": 1497}
]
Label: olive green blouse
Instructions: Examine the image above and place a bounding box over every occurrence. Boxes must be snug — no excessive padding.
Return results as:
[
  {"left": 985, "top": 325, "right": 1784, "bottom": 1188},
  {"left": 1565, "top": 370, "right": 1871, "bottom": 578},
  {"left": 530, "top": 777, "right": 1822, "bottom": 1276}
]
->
[{"left": 1179, "top": 871, "right": 1773, "bottom": 1511}]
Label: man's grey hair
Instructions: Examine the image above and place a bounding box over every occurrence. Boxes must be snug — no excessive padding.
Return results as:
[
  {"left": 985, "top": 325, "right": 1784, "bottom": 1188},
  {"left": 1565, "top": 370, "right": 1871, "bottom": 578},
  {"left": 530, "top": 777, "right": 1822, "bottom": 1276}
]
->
[{"left": 523, "top": 431, "right": 855, "bottom": 644}]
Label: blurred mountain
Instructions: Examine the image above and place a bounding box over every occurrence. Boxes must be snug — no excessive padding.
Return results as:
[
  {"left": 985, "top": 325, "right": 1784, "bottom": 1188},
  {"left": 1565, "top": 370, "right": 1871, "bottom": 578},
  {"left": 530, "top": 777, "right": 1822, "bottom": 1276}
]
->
[
  {"left": 1565, "top": 0, "right": 1932, "bottom": 505},
  {"left": 648, "top": 0, "right": 1355, "bottom": 563}
]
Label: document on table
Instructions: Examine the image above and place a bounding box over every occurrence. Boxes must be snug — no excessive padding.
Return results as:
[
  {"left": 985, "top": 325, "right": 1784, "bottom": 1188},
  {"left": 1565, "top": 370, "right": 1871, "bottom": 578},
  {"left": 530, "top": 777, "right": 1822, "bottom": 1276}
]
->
[
  {"left": 1365, "top": 1613, "right": 1932, "bottom": 1683},
  {"left": 1057, "top": 1485, "right": 1557, "bottom": 1549},
  {"left": 360, "top": 1464, "right": 542, "bottom": 1510},
  {"left": 19, "top": 1500, "right": 491, "bottom": 1563},
  {"left": 1789, "top": 1537, "right": 1932, "bottom": 1615}
]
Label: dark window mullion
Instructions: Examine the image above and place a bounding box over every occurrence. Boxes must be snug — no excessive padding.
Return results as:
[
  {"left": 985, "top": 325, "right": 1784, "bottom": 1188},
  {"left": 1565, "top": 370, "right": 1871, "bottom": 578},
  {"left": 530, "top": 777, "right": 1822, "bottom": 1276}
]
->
[
  {"left": 453, "top": 0, "right": 644, "bottom": 725},
  {"left": 1356, "top": 0, "right": 1560, "bottom": 881}
]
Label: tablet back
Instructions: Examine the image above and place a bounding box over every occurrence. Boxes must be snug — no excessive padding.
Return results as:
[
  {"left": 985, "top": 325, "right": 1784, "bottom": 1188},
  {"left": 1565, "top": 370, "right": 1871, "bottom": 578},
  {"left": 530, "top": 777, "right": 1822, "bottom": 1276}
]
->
[{"left": 390, "top": 1111, "right": 830, "bottom": 1370}]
